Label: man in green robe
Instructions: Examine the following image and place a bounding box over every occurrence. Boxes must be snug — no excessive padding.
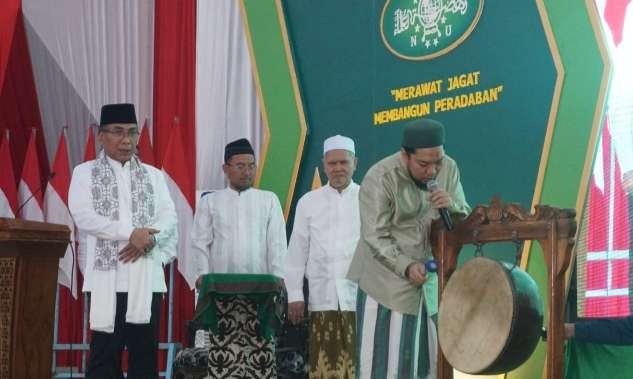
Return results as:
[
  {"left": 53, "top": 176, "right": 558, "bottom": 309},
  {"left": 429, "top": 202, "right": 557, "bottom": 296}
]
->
[{"left": 347, "top": 118, "right": 470, "bottom": 379}]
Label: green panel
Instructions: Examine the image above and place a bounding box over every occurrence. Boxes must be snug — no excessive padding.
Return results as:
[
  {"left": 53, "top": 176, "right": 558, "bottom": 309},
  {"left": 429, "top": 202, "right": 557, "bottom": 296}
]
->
[
  {"left": 508, "top": 0, "right": 607, "bottom": 378},
  {"left": 245, "top": 0, "right": 608, "bottom": 377},
  {"left": 283, "top": 0, "right": 556, "bottom": 263},
  {"left": 566, "top": 342, "right": 633, "bottom": 378},
  {"left": 241, "top": 0, "right": 304, "bottom": 211}
]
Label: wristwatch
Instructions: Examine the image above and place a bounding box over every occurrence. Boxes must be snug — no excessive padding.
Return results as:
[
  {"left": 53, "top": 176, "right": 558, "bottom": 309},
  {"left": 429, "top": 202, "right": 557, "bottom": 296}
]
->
[{"left": 146, "top": 234, "right": 157, "bottom": 254}]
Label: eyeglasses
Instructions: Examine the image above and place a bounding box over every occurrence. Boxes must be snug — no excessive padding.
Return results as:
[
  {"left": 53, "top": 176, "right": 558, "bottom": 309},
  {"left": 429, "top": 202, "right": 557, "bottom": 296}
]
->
[
  {"left": 102, "top": 128, "right": 140, "bottom": 139},
  {"left": 228, "top": 163, "right": 257, "bottom": 171}
]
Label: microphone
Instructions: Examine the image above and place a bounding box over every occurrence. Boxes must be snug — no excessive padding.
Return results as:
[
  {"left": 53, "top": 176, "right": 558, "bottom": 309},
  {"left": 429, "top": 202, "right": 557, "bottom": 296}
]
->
[
  {"left": 16, "top": 172, "right": 56, "bottom": 215},
  {"left": 425, "top": 259, "right": 438, "bottom": 273},
  {"left": 426, "top": 179, "right": 454, "bottom": 231}
]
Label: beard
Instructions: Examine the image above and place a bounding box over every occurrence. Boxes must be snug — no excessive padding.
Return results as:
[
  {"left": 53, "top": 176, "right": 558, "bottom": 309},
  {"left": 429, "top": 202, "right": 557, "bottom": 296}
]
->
[
  {"left": 407, "top": 167, "right": 429, "bottom": 190},
  {"left": 231, "top": 178, "right": 253, "bottom": 192}
]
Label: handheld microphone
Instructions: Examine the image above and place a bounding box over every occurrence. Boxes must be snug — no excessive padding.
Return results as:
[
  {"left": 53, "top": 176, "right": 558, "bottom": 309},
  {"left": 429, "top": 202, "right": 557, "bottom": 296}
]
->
[
  {"left": 16, "top": 172, "right": 56, "bottom": 215},
  {"left": 426, "top": 179, "right": 454, "bottom": 231},
  {"left": 425, "top": 259, "right": 438, "bottom": 273}
]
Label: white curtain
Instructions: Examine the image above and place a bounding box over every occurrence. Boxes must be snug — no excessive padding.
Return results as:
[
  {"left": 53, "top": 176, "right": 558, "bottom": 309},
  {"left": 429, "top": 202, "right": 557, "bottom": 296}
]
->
[
  {"left": 195, "top": 0, "right": 263, "bottom": 195},
  {"left": 22, "top": 0, "right": 155, "bottom": 168}
]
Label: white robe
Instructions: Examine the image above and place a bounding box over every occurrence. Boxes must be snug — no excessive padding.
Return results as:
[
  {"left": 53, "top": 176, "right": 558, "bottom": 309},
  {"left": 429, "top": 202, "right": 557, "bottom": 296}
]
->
[
  {"left": 284, "top": 182, "right": 360, "bottom": 311},
  {"left": 191, "top": 187, "right": 287, "bottom": 278}
]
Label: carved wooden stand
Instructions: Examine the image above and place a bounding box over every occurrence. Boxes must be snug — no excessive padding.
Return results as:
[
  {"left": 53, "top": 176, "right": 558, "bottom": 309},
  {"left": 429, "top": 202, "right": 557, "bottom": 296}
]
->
[
  {"left": 0, "top": 218, "right": 70, "bottom": 379},
  {"left": 431, "top": 197, "right": 576, "bottom": 379}
]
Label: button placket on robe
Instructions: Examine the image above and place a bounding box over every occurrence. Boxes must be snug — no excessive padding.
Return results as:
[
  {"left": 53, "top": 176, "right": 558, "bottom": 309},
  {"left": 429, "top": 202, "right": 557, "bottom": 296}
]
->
[{"left": 325, "top": 192, "right": 335, "bottom": 308}]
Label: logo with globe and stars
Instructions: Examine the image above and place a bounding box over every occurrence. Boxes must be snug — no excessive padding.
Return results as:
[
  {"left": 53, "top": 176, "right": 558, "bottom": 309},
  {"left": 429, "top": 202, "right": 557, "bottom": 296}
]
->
[{"left": 381, "top": 0, "right": 484, "bottom": 60}]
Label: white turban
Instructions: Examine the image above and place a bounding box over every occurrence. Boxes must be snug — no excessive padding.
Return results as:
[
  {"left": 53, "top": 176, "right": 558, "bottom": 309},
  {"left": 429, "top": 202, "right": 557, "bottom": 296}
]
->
[{"left": 323, "top": 135, "right": 355, "bottom": 156}]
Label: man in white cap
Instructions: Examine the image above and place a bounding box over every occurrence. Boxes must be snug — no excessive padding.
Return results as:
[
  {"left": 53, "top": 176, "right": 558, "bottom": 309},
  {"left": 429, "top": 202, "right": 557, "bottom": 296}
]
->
[{"left": 284, "top": 134, "right": 360, "bottom": 378}]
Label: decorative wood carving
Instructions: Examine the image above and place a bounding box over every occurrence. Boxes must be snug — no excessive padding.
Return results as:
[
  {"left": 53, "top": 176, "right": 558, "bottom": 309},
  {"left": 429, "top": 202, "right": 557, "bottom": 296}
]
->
[
  {"left": 0, "top": 258, "right": 16, "bottom": 379},
  {"left": 0, "top": 218, "right": 70, "bottom": 379},
  {"left": 431, "top": 197, "right": 576, "bottom": 379}
]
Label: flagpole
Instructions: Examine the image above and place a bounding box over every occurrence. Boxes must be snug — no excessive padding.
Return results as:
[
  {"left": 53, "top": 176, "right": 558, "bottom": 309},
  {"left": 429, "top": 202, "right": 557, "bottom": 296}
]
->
[
  {"left": 82, "top": 293, "right": 89, "bottom": 371},
  {"left": 168, "top": 263, "right": 174, "bottom": 343},
  {"left": 52, "top": 285, "right": 60, "bottom": 374},
  {"left": 82, "top": 123, "right": 95, "bottom": 372}
]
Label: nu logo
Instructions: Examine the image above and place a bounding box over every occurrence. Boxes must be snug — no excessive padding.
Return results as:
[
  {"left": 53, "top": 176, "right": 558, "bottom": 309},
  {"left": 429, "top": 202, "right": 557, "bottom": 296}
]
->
[{"left": 381, "top": 0, "right": 483, "bottom": 60}]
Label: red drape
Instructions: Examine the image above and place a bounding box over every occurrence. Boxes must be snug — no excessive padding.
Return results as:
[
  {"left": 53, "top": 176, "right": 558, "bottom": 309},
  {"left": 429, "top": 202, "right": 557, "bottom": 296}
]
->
[
  {"left": 56, "top": 130, "right": 95, "bottom": 368},
  {"left": 153, "top": 0, "right": 197, "bottom": 367},
  {"left": 153, "top": 0, "right": 196, "bottom": 179},
  {"left": 0, "top": 1, "right": 48, "bottom": 183},
  {"left": 55, "top": 276, "right": 85, "bottom": 367},
  {"left": 0, "top": 0, "right": 19, "bottom": 90}
]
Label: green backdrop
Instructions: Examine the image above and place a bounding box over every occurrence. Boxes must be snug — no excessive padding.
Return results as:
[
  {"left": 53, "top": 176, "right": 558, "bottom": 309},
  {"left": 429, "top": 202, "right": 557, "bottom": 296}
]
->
[
  {"left": 241, "top": 0, "right": 609, "bottom": 377},
  {"left": 282, "top": 0, "right": 556, "bottom": 263}
]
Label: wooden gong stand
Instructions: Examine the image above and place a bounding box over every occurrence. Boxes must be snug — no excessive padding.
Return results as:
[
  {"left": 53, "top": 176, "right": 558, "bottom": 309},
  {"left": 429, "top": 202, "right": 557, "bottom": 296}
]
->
[{"left": 431, "top": 197, "right": 576, "bottom": 379}]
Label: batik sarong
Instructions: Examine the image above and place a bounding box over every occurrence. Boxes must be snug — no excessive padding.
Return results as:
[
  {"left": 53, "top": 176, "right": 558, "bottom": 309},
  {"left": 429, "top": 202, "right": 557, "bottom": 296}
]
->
[{"left": 309, "top": 310, "right": 355, "bottom": 378}]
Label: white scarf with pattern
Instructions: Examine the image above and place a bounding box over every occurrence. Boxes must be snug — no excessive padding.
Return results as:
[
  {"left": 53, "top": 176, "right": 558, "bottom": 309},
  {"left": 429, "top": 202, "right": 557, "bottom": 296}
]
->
[{"left": 89, "top": 153, "right": 155, "bottom": 333}]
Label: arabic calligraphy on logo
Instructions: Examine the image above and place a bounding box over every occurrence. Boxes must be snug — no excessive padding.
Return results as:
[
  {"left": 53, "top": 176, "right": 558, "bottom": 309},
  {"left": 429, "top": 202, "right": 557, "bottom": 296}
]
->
[{"left": 381, "top": 0, "right": 484, "bottom": 60}]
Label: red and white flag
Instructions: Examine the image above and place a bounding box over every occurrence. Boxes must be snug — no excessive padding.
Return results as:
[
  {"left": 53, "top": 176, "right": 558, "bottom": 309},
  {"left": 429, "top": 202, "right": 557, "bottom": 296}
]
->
[
  {"left": 162, "top": 120, "right": 196, "bottom": 289},
  {"left": 56, "top": 127, "right": 92, "bottom": 367},
  {"left": 0, "top": 130, "right": 17, "bottom": 218},
  {"left": 604, "top": 0, "right": 632, "bottom": 46},
  {"left": 44, "top": 129, "right": 77, "bottom": 297},
  {"left": 583, "top": 120, "right": 631, "bottom": 317},
  {"left": 17, "top": 129, "right": 44, "bottom": 221},
  {"left": 137, "top": 118, "right": 156, "bottom": 166},
  {"left": 84, "top": 124, "right": 97, "bottom": 162},
  {"left": 76, "top": 125, "right": 96, "bottom": 276}
]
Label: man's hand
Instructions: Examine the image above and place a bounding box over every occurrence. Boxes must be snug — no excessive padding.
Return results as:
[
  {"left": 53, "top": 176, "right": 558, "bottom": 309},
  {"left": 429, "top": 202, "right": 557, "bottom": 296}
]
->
[
  {"left": 119, "top": 228, "right": 159, "bottom": 263},
  {"left": 564, "top": 323, "right": 575, "bottom": 339},
  {"left": 288, "top": 301, "right": 305, "bottom": 324},
  {"left": 130, "top": 228, "right": 159, "bottom": 251},
  {"left": 427, "top": 188, "right": 452, "bottom": 209},
  {"left": 118, "top": 243, "right": 145, "bottom": 263},
  {"left": 406, "top": 262, "right": 427, "bottom": 286}
]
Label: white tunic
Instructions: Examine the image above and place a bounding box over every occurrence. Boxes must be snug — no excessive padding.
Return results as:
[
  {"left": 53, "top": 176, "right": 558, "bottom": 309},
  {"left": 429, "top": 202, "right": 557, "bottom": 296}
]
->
[
  {"left": 191, "top": 187, "right": 287, "bottom": 278},
  {"left": 68, "top": 156, "right": 178, "bottom": 293},
  {"left": 284, "top": 183, "right": 360, "bottom": 312}
]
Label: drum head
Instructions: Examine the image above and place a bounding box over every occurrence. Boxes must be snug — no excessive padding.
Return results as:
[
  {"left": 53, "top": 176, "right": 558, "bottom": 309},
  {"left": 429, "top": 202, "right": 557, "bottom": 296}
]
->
[{"left": 438, "top": 257, "right": 514, "bottom": 374}]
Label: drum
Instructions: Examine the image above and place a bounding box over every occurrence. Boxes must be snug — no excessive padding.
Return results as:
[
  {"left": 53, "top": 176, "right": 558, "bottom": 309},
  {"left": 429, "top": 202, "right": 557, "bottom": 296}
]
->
[{"left": 437, "top": 257, "right": 543, "bottom": 374}]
